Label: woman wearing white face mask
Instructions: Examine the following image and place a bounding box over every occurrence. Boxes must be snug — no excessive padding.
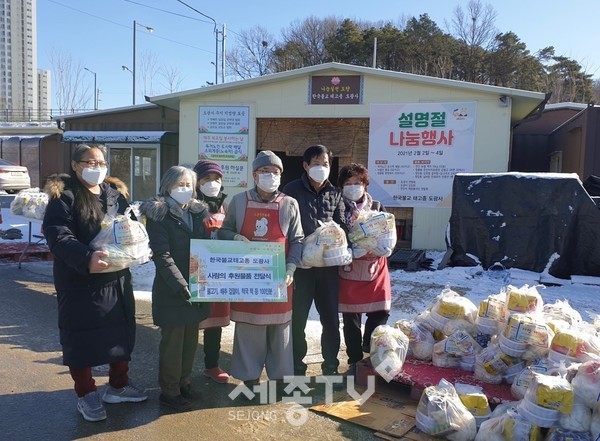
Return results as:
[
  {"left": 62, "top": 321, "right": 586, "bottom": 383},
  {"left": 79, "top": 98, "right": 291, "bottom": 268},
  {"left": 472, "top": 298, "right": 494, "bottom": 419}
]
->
[
  {"left": 337, "top": 163, "right": 394, "bottom": 377},
  {"left": 140, "top": 166, "right": 211, "bottom": 411},
  {"left": 42, "top": 144, "right": 147, "bottom": 422},
  {"left": 192, "top": 160, "right": 231, "bottom": 385}
]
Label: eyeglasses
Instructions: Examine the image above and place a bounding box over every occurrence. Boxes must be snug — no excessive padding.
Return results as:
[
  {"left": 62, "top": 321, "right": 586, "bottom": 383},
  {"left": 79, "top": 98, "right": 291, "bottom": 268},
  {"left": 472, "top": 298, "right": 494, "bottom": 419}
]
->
[{"left": 79, "top": 160, "right": 109, "bottom": 168}]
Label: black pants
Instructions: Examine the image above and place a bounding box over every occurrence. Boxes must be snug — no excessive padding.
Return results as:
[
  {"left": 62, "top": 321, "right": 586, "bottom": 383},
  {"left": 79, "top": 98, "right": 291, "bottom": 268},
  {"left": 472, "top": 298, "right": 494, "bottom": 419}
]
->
[
  {"left": 203, "top": 327, "right": 222, "bottom": 369},
  {"left": 292, "top": 267, "right": 341, "bottom": 374},
  {"left": 342, "top": 310, "right": 389, "bottom": 364}
]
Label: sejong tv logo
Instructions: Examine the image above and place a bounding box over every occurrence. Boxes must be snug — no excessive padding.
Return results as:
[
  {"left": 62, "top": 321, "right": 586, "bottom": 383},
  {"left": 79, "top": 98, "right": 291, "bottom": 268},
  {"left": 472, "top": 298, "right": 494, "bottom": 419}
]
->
[
  {"left": 372, "top": 357, "right": 403, "bottom": 383},
  {"left": 228, "top": 375, "right": 376, "bottom": 427}
]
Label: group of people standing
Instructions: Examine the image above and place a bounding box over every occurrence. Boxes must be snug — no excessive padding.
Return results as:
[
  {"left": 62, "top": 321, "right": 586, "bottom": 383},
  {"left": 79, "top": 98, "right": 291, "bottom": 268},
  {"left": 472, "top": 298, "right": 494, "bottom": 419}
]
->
[{"left": 42, "top": 142, "right": 394, "bottom": 422}]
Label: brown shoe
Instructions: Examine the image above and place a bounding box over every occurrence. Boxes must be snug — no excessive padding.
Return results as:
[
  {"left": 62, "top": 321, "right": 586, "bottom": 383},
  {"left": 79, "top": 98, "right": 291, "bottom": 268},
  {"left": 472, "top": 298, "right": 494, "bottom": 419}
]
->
[
  {"left": 159, "top": 393, "right": 193, "bottom": 411},
  {"left": 180, "top": 383, "right": 199, "bottom": 401}
]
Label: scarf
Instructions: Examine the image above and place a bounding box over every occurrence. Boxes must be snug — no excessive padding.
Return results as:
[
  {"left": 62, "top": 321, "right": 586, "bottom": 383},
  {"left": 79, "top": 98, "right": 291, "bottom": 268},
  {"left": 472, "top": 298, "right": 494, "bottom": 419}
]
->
[
  {"left": 344, "top": 192, "right": 373, "bottom": 229},
  {"left": 198, "top": 191, "right": 227, "bottom": 214}
]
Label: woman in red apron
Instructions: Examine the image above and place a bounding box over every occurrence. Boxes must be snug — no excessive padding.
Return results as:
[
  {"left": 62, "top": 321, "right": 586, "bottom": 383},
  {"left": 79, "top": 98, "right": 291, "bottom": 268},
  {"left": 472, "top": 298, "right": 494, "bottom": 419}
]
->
[
  {"left": 193, "top": 160, "right": 231, "bottom": 384},
  {"left": 218, "top": 151, "right": 303, "bottom": 386},
  {"left": 337, "top": 163, "right": 395, "bottom": 375}
]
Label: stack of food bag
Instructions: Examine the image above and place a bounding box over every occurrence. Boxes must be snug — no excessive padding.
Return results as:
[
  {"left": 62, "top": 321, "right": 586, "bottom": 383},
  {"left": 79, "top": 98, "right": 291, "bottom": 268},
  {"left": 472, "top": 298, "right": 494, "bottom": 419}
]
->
[
  {"left": 89, "top": 208, "right": 151, "bottom": 273},
  {"left": 301, "top": 220, "right": 351, "bottom": 267},
  {"left": 10, "top": 189, "right": 48, "bottom": 219},
  {"left": 346, "top": 210, "right": 396, "bottom": 257}
]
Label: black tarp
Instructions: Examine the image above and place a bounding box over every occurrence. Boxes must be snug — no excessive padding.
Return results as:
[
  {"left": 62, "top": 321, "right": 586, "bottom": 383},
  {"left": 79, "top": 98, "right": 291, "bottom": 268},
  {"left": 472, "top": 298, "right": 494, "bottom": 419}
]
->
[{"left": 448, "top": 173, "right": 600, "bottom": 278}]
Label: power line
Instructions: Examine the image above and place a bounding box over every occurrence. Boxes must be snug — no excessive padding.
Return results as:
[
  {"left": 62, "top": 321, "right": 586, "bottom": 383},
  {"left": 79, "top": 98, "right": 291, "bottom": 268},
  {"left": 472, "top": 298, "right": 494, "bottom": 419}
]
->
[
  {"left": 44, "top": 0, "right": 214, "bottom": 53},
  {"left": 123, "top": 0, "right": 243, "bottom": 39}
]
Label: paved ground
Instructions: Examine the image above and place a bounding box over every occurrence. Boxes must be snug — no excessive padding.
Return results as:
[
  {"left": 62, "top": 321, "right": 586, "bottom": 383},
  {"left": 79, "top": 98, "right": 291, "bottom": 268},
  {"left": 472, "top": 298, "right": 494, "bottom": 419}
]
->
[{"left": 0, "top": 261, "right": 381, "bottom": 441}]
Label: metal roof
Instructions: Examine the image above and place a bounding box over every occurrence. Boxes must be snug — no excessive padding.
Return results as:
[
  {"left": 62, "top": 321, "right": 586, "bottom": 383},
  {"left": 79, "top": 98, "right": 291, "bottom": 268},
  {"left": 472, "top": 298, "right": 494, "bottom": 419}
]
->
[
  {"left": 62, "top": 130, "right": 173, "bottom": 143},
  {"left": 148, "top": 62, "right": 546, "bottom": 121}
]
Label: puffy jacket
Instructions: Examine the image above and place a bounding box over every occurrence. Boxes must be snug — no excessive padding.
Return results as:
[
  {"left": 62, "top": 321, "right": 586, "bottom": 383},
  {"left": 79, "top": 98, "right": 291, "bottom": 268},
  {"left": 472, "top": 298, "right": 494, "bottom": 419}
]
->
[
  {"left": 282, "top": 173, "right": 346, "bottom": 236},
  {"left": 140, "top": 196, "right": 210, "bottom": 327},
  {"left": 43, "top": 174, "right": 136, "bottom": 368}
]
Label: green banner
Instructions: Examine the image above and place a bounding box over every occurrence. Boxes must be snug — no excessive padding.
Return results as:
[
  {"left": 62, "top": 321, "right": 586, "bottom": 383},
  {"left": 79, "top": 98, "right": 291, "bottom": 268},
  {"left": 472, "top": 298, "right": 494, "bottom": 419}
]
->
[{"left": 189, "top": 239, "right": 287, "bottom": 302}]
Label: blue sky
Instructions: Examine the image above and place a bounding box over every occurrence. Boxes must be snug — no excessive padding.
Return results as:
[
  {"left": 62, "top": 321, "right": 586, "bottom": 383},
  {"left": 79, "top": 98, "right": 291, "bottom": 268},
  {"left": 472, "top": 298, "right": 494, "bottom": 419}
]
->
[{"left": 38, "top": 0, "right": 600, "bottom": 111}]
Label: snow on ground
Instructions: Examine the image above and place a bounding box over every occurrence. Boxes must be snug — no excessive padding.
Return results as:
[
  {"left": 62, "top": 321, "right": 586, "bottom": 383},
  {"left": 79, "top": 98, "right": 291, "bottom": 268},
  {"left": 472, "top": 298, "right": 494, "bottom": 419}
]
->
[{"left": 3, "top": 194, "right": 600, "bottom": 361}]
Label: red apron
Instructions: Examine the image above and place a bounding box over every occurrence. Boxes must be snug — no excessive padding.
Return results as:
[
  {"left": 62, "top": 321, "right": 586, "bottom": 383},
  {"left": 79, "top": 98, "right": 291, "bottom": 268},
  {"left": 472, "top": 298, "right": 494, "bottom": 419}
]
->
[
  {"left": 338, "top": 256, "right": 391, "bottom": 314},
  {"left": 203, "top": 205, "right": 226, "bottom": 240},
  {"left": 230, "top": 192, "right": 292, "bottom": 325},
  {"left": 199, "top": 205, "right": 231, "bottom": 329}
]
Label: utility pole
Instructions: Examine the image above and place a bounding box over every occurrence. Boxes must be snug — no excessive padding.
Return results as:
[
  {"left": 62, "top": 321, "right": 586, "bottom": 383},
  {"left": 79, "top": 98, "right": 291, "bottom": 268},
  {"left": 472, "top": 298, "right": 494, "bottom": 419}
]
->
[{"left": 175, "top": 0, "right": 224, "bottom": 85}]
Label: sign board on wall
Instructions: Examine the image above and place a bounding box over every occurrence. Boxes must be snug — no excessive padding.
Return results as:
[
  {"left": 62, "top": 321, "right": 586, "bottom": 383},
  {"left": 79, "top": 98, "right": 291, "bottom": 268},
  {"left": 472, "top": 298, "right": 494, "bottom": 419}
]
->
[
  {"left": 189, "top": 239, "right": 287, "bottom": 302},
  {"left": 198, "top": 105, "right": 250, "bottom": 187},
  {"left": 309, "top": 75, "right": 362, "bottom": 104},
  {"left": 367, "top": 102, "right": 477, "bottom": 208}
]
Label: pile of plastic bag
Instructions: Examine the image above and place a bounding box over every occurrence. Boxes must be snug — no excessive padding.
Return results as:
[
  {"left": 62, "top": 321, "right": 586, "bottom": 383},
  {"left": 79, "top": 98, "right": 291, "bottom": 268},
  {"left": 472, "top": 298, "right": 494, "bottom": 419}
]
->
[
  {"left": 377, "top": 281, "right": 600, "bottom": 439},
  {"left": 10, "top": 189, "right": 48, "bottom": 220}
]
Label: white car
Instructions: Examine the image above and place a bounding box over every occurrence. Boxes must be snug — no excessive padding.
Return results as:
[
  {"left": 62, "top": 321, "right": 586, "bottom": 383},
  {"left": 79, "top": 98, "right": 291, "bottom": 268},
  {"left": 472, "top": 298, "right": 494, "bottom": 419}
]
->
[{"left": 0, "top": 159, "right": 31, "bottom": 193}]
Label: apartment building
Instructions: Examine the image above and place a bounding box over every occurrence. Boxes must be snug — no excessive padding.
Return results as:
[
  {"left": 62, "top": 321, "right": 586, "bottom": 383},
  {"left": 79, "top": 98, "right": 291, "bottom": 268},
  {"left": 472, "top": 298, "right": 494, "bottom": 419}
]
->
[{"left": 0, "top": 0, "right": 45, "bottom": 121}]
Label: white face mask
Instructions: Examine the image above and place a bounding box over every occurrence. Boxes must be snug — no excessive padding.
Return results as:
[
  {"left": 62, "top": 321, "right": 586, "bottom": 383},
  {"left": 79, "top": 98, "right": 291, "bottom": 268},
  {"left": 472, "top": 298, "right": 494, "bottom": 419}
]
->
[
  {"left": 308, "top": 165, "right": 330, "bottom": 183},
  {"left": 81, "top": 167, "right": 107, "bottom": 186},
  {"left": 170, "top": 186, "right": 193, "bottom": 205},
  {"left": 343, "top": 184, "right": 364, "bottom": 202},
  {"left": 200, "top": 180, "right": 221, "bottom": 197},
  {"left": 257, "top": 173, "right": 281, "bottom": 193}
]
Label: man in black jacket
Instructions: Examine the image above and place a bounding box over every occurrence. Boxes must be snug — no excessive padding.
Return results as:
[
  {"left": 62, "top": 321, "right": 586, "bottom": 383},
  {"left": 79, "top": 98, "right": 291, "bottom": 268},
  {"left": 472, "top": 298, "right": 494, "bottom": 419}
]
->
[{"left": 282, "top": 145, "right": 345, "bottom": 376}]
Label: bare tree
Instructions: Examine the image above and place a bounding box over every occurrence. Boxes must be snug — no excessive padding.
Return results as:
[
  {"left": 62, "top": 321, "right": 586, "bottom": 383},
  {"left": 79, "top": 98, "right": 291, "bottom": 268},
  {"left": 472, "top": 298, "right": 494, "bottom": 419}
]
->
[
  {"left": 158, "top": 64, "right": 186, "bottom": 94},
  {"left": 278, "top": 16, "right": 339, "bottom": 67},
  {"left": 226, "top": 26, "right": 275, "bottom": 81},
  {"left": 447, "top": 0, "right": 498, "bottom": 82},
  {"left": 139, "top": 50, "right": 160, "bottom": 99},
  {"left": 49, "top": 50, "right": 91, "bottom": 112}
]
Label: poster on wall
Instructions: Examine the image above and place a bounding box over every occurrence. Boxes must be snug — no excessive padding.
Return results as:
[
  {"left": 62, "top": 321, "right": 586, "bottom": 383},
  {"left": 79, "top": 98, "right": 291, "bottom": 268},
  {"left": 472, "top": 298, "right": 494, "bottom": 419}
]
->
[
  {"left": 189, "top": 239, "right": 287, "bottom": 302},
  {"left": 198, "top": 105, "right": 250, "bottom": 187},
  {"left": 367, "top": 102, "right": 477, "bottom": 208},
  {"left": 219, "top": 161, "right": 249, "bottom": 187}
]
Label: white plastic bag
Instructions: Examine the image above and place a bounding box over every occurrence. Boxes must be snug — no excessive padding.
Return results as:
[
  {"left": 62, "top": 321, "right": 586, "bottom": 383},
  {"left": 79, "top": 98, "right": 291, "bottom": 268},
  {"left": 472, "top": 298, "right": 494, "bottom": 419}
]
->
[
  {"left": 301, "top": 220, "right": 351, "bottom": 268},
  {"left": 416, "top": 379, "right": 477, "bottom": 441},
  {"left": 369, "top": 325, "right": 409, "bottom": 381},
  {"left": 89, "top": 207, "right": 151, "bottom": 273}
]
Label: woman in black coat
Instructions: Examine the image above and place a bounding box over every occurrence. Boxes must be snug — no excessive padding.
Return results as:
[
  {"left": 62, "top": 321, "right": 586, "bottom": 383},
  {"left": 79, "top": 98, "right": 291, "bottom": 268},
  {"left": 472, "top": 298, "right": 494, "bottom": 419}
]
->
[
  {"left": 43, "top": 144, "right": 147, "bottom": 423},
  {"left": 140, "top": 165, "right": 210, "bottom": 411}
]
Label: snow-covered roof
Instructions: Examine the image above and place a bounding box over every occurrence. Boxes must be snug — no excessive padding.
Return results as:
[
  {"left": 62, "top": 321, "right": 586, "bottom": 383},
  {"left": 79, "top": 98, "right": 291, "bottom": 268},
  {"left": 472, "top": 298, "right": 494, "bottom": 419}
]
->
[
  {"left": 0, "top": 133, "right": 58, "bottom": 140},
  {"left": 62, "top": 130, "right": 174, "bottom": 143},
  {"left": 55, "top": 103, "right": 158, "bottom": 120}
]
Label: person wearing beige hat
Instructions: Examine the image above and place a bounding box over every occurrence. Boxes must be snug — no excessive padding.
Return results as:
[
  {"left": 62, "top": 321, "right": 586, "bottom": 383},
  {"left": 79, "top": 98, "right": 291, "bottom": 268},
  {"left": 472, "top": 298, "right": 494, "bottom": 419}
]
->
[{"left": 218, "top": 150, "right": 304, "bottom": 386}]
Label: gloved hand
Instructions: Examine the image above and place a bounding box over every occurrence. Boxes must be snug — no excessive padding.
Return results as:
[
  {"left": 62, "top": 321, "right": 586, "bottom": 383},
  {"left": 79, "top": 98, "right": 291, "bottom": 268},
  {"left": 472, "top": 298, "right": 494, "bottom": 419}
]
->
[
  {"left": 234, "top": 233, "right": 250, "bottom": 243},
  {"left": 285, "top": 263, "right": 296, "bottom": 287},
  {"left": 372, "top": 245, "right": 392, "bottom": 257}
]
